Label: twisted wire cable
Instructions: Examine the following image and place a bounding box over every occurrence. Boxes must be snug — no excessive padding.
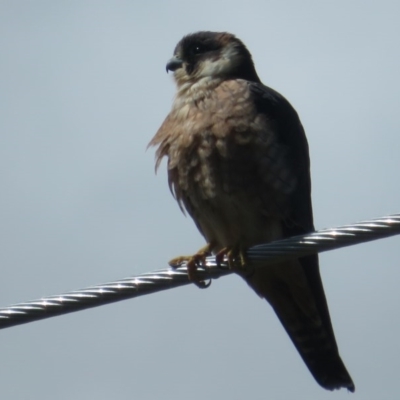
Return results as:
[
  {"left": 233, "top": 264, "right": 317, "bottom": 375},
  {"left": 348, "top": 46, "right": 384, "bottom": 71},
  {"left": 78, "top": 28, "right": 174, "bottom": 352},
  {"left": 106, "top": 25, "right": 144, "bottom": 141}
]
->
[{"left": 0, "top": 213, "right": 399, "bottom": 330}]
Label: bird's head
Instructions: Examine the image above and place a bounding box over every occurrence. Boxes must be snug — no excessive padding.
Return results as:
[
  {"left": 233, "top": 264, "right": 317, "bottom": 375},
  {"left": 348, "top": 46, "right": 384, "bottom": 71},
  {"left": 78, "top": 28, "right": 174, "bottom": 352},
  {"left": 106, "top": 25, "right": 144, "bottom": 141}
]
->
[{"left": 166, "top": 31, "right": 260, "bottom": 90}]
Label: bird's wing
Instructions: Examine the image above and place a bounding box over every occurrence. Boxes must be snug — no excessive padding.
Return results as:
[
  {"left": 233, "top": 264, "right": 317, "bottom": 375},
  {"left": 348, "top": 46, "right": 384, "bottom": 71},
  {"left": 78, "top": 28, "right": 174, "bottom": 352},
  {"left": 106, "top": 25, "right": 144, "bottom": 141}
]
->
[{"left": 246, "top": 82, "right": 354, "bottom": 391}]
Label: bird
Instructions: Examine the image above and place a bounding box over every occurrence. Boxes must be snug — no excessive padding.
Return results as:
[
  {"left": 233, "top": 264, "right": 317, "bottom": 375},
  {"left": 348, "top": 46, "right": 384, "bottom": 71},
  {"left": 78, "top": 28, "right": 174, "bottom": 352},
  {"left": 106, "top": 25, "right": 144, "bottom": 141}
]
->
[{"left": 148, "top": 31, "right": 355, "bottom": 392}]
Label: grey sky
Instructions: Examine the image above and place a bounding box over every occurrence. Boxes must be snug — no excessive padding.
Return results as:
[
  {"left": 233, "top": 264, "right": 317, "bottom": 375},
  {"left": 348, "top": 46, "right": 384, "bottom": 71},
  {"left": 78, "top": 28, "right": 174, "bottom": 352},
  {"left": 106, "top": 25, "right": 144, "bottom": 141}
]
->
[{"left": 0, "top": 1, "right": 399, "bottom": 399}]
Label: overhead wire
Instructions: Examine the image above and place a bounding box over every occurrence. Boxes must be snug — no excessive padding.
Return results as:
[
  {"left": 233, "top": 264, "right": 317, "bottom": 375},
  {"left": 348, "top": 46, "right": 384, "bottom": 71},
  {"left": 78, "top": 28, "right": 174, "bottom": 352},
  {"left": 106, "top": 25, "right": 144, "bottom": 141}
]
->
[{"left": 0, "top": 213, "right": 399, "bottom": 330}]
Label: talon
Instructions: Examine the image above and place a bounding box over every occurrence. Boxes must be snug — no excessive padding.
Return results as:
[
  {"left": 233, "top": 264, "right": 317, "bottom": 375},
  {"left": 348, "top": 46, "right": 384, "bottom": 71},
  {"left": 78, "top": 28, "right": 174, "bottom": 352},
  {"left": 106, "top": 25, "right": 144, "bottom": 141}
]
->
[
  {"left": 216, "top": 245, "right": 248, "bottom": 272},
  {"left": 215, "top": 247, "right": 229, "bottom": 268},
  {"left": 193, "top": 278, "right": 212, "bottom": 289},
  {"left": 169, "top": 243, "right": 215, "bottom": 288},
  {"left": 169, "top": 255, "right": 191, "bottom": 268}
]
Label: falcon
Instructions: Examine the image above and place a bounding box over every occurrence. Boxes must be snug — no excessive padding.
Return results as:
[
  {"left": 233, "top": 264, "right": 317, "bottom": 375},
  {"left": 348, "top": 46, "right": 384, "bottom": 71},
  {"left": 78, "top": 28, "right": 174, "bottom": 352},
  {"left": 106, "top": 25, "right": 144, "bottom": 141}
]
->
[{"left": 149, "top": 31, "right": 354, "bottom": 392}]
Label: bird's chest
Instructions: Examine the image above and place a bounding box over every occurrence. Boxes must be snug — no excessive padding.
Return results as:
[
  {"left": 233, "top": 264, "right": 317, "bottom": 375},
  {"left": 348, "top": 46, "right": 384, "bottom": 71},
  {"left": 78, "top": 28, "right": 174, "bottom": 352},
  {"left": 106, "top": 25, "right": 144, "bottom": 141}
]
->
[
  {"left": 157, "top": 87, "right": 295, "bottom": 246},
  {"left": 167, "top": 97, "right": 261, "bottom": 202},
  {"left": 168, "top": 129, "right": 284, "bottom": 248}
]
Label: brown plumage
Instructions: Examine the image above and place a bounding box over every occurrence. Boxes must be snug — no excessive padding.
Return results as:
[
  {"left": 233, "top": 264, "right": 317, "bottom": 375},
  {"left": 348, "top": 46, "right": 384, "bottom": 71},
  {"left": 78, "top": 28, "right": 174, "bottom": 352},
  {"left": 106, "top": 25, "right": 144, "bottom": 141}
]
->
[{"left": 149, "top": 31, "right": 354, "bottom": 392}]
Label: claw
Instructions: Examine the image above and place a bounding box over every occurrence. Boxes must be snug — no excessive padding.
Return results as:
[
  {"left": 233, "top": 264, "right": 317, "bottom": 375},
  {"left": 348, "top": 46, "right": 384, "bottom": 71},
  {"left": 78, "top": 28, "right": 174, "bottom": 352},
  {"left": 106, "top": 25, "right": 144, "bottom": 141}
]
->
[
  {"left": 168, "top": 255, "right": 192, "bottom": 268},
  {"left": 215, "top": 245, "right": 249, "bottom": 273},
  {"left": 168, "top": 243, "right": 214, "bottom": 289}
]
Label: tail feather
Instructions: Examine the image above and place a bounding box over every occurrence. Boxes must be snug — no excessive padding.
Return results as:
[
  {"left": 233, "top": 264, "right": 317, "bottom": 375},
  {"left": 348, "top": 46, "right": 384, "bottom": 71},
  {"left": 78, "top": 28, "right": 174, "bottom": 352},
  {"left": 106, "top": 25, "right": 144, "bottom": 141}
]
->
[
  {"left": 272, "top": 297, "right": 355, "bottom": 392},
  {"left": 242, "top": 257, "right": 355, "bottom": 392}
]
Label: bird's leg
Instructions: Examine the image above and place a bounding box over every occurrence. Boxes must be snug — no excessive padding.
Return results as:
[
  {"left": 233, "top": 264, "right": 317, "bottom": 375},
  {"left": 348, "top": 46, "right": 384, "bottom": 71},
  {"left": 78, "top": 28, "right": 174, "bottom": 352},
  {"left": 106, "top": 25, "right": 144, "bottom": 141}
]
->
[
  {"left": 168, "top": 243, "right": 215, "bottom": 289},
  {"left": 216, "top": 245, "right": 256, "bottom": 278},
  {"left": 215, "top": 244, "right": 248, "bottom": 271},
  {"left": 168, "top": 243, "right": 213, "bottom": 267}
]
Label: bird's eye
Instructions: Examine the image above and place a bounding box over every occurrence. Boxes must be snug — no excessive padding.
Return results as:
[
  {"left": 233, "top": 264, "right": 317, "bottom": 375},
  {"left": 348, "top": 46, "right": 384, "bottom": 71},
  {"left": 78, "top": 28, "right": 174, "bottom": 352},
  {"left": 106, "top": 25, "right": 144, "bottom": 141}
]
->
[{"left": 191, "top": 44, "right": 206, "bottom": 55}]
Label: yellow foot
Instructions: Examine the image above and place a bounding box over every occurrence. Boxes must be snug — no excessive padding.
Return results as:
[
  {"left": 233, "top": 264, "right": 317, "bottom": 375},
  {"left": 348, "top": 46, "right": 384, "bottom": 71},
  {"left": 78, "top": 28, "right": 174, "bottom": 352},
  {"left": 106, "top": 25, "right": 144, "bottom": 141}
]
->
[
  {"left": 215, "top": 245, "right": 249, "bottom": 272},
  {"left": 168, "top": 243, "right": 214, "bottom": 289}
]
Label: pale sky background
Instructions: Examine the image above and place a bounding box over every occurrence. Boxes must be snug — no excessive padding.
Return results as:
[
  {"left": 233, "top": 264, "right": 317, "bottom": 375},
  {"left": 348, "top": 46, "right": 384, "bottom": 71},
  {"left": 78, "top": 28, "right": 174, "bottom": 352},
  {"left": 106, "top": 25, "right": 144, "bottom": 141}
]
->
[{"left": 0, "top": 1, "right": 400, "bottom": 399}]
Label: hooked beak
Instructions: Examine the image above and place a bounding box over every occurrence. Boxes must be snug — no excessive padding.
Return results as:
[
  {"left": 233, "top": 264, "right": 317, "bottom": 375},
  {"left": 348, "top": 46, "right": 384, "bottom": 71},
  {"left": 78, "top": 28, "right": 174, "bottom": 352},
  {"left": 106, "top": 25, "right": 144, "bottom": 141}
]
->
[{"left": 166, "top": 56, "right": 183, "bottom": 72}]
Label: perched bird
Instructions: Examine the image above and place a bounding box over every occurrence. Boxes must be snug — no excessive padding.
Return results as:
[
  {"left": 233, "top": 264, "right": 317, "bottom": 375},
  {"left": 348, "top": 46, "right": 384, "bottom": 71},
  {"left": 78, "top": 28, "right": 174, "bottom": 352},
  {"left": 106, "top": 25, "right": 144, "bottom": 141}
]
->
[{"left": 149, "top": 31, "right": 354, "bottom": 392}]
